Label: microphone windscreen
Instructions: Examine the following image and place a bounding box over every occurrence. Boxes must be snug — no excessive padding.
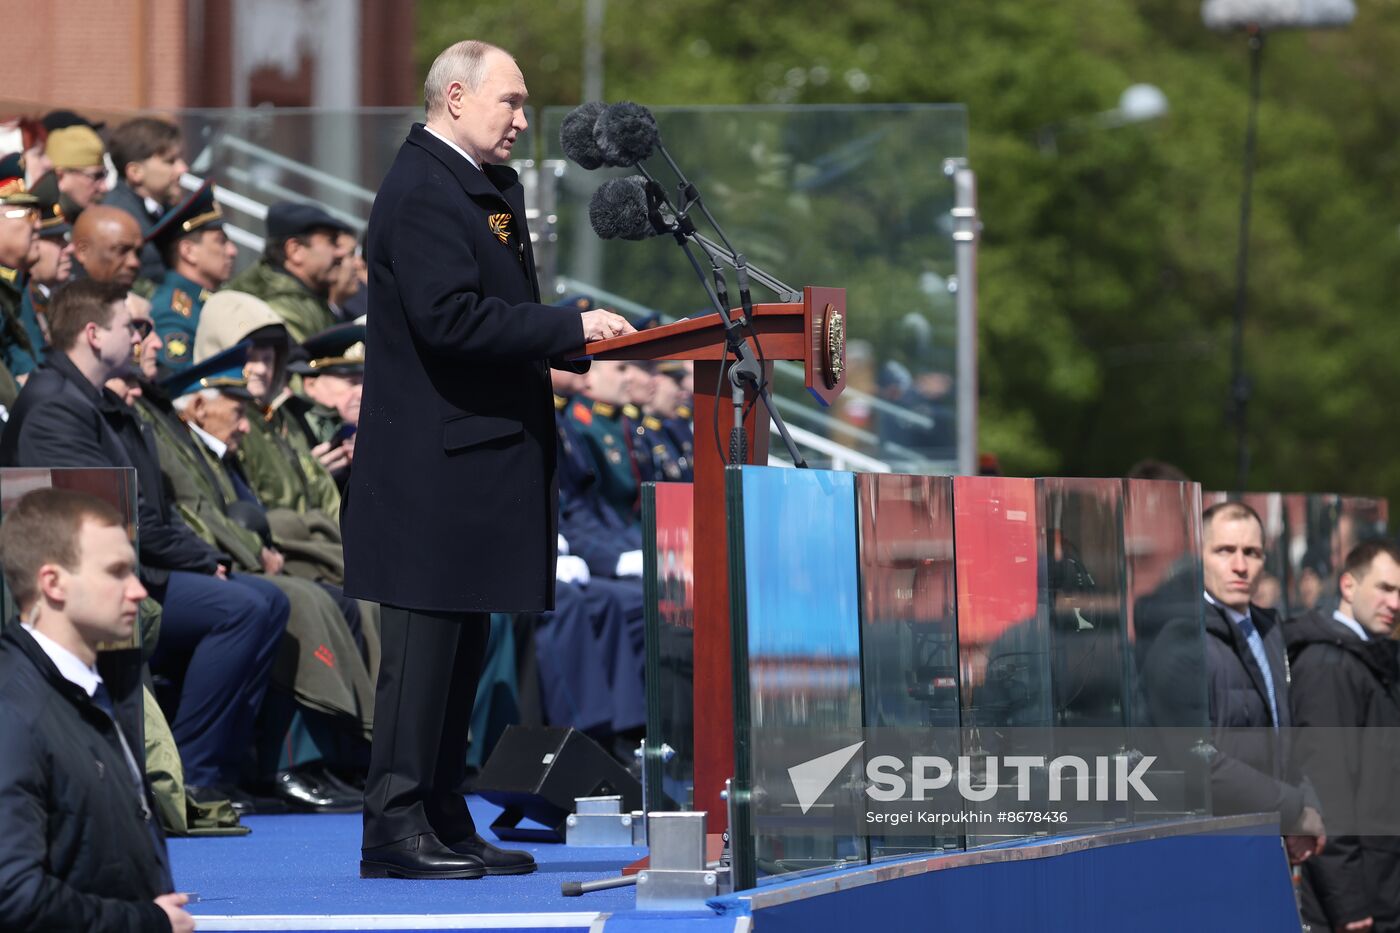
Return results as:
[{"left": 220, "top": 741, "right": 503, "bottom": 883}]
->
[
  {"left": 588, "top": 176, "right": 655, "bottom": 240},
  {"left": 1201, "top": 0, "right": 1354, "bottom": 30},
  {"left": 560, "top": 102, "right": 607, "bottom": 169},
  {"left": 594, "top": 102, "right": 659, "bottom": 167}
]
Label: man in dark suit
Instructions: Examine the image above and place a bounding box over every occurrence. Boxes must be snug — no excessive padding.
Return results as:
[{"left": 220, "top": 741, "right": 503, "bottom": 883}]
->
[
  {"left": 1202, "top": 501, "right": 1326, "bottom": 865},
  {"left": 343, "top": 40, "right": 631, "bottom": 880}
]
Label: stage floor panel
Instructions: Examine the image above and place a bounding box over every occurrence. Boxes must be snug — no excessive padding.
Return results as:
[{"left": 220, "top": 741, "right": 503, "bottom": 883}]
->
[{"left": 171, "top": 797, "right": 645, "bottom": 930}]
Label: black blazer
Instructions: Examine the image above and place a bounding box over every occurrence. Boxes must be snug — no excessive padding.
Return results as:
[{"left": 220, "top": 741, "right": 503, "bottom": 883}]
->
[
  {"left": 342, "top": 124, "right": 586, "bottom": 613},
  {"left": 0, "top": 352, "right": 223, "bottom": 583}
]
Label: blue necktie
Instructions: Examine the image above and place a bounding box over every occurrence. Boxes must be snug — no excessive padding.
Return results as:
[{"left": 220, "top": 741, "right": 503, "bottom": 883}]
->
[{"left": 1237, "top": 614, "right": 1279, "bottom": 730}]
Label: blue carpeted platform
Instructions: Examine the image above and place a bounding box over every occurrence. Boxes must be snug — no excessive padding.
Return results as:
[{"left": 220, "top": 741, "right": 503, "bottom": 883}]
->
[
  {"left": 172, "top": 804, "right": 1300, "bottom": 932},
  {"left": 170, "top": 796, "right": 645, "bottom": 928}
]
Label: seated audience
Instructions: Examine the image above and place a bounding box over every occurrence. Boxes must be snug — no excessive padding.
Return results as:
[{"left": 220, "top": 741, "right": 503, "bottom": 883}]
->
[{"left": 0, "top": 278, "right": 290, "bottom": 809}]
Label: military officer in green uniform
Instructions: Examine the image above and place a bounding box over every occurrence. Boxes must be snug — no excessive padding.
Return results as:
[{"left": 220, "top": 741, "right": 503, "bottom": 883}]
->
[
  {"left": 14, "top": 167, "right": 75, "bottom": 374},
  {"left": 223, "top": 201, "right": 354, "bottom": 343},
  {"left": 568, "top": 359, "right": 641, "bottom": 525},
  {"left": 146, "top": 180, "right": 237, "bottom": 374},
  {"left": 0, "top": 155, "right": 40, "bottom": 409}
]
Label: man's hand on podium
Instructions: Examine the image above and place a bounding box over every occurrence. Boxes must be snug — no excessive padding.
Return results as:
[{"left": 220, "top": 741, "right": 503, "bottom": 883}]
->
[{"left": 581, "top": 309, "right": 635, "bottom": 342}]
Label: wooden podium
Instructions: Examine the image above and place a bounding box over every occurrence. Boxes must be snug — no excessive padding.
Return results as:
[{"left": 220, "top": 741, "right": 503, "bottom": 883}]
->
[{"left": 569, "top": 286, "right": 847, "bottom": 828}]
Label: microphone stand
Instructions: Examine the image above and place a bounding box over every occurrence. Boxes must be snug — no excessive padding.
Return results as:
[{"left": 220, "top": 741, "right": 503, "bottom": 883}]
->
[{"left": 640, "top": 178, "right": 808, "bottom": 468}]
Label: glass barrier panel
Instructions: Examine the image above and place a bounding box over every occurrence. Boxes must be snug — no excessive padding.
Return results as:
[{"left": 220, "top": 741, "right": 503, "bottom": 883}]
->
[
  {"left": 642, "top": 481, "right": 695, "bottom": 811},
  {"left": 1123, "top": 479, "right": 1210, "bottom": 821},
  {"left": 952, "top": 476, "right": 1049, "bottom": 845},
  {"left": 855, "top": 472, "right": 961, "bottom": 858},
  {"left": 729, "top": 465, "right": 864, "bottom": 889}
]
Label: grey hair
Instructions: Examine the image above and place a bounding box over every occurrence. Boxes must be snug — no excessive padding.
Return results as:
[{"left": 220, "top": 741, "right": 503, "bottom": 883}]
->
[
  {"left": 424, "top": 40, "right": 508, "bottom": 117},
  {"left": 171, "top": 388, "right": 222, "bottom": 412}
]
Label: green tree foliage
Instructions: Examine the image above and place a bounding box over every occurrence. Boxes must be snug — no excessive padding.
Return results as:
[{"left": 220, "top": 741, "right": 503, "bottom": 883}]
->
[{"left": 420, "top": 0, "right": 1400, "bottom": 502}]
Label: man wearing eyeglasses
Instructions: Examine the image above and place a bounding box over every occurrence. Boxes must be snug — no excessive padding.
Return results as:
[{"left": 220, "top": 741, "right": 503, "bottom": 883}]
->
[
  {"left": 0, "top": 156, "right": 40, "bottom": 411},
  {"left": 29, "top": 125, "right": 108, "bottom": 224}
]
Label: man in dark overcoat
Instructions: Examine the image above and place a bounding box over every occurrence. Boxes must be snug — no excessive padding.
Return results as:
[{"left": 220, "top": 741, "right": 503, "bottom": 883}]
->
[{"left": 342, "top": 39, "right": 631, "bottom": 879}]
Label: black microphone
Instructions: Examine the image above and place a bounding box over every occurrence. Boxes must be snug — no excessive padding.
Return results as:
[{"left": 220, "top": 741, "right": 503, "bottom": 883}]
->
[
  {"left": 588, "top": 176, "right": 659, "bottom": 240},
  {"left": 559, "top": 101, "right": 607, "bottom": 169},
  {"left": 593, "top": 102, "right": 661, "bottom": 167}
]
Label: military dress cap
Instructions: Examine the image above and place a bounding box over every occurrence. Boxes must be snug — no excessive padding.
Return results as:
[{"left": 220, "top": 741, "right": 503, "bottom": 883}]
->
[
  {"left": 147, "top": 179, "right": 222, "bottom": 251},
  {"left": 265, "top": 201, "right": 354, "bottom": 241},
  {"left": 30, "top": 169, "right": 71, "bottom": 238},
  {"left": 45, "top": 125, "right": 105, "bottom": 170},
  {"left": 161, "top": 340, "right": 253, "bottom": 399},
  {"left": 288, "top": 322, "right": 366, "bottom": 376},
  {"left": 0, "top": 153, "right": 38, "bottom": 206}
]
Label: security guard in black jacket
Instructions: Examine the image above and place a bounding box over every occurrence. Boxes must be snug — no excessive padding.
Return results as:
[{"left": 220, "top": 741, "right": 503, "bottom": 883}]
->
[
  {"left": 1289, "top": 540, "right": 1400, "bottom": 932},
  {"left": 0, "top": 488, "right": 193, "bottom": 933}
]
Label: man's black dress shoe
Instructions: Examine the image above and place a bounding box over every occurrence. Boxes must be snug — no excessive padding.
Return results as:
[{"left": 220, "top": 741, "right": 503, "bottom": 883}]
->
[
  {"left": 270, "top": 769, "right": 361, "bottom": 813},
  {"left": 361, "top": 834, "right": 487, "bottom": 879},
  {"left": 186, "top": 782, "right": 282, "bottom": 816},
  {"left": 446, "top": 834, "right": 537, "bottom": 875}
]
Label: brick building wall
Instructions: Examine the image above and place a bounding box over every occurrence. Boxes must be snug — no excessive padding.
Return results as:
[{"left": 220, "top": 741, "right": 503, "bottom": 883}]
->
[
  {"left": 0, "top": 0, "right": 187, "bottom": 113},
  {"left": 0, "top": 0, "right": 416, "bottom": 114}
]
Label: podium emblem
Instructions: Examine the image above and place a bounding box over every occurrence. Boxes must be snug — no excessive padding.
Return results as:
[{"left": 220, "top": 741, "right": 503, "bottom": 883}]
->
[{"left": 821, "top": 303, "right": 845, "bottom": 389}]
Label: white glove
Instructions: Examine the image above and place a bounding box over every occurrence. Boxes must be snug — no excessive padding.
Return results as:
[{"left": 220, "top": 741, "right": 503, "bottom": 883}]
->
[
  {"left": 556, "top": 554, "right": 591, "bottom": 585},
  {"left": 558, "top": 533, "right": 570, "bottom": 555},
  {"left": 615, "top": 549, "right": 644, "bottom": 578}
]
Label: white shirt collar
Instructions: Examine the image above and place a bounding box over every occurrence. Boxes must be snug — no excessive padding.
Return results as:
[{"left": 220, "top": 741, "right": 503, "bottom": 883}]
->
[
  {"left": 1333, "top": 609, "right": 1370, "bottom": 642},
  {"left": 22, "top": 623, "right": 102, "bottom": 697},
  {"left": 1204, "top": 590, "right": 1251, "bottom": 628},
  {"left": 143, "top": 195, "right": 163, "bottom": 218},
  {"left": 423, "top": 125, "right": 481, "bottom": 171},
  {"left": 189, "top": 422, "right": 228, "bottom": 459}
]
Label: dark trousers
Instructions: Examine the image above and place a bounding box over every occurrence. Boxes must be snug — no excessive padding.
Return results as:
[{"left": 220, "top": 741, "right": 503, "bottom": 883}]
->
[
  {"left": 362, "top": 606, "right": 489, "bottom": 849},
  {"left": 148, "top": 571, "right": 290, "bottom": 786}
]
